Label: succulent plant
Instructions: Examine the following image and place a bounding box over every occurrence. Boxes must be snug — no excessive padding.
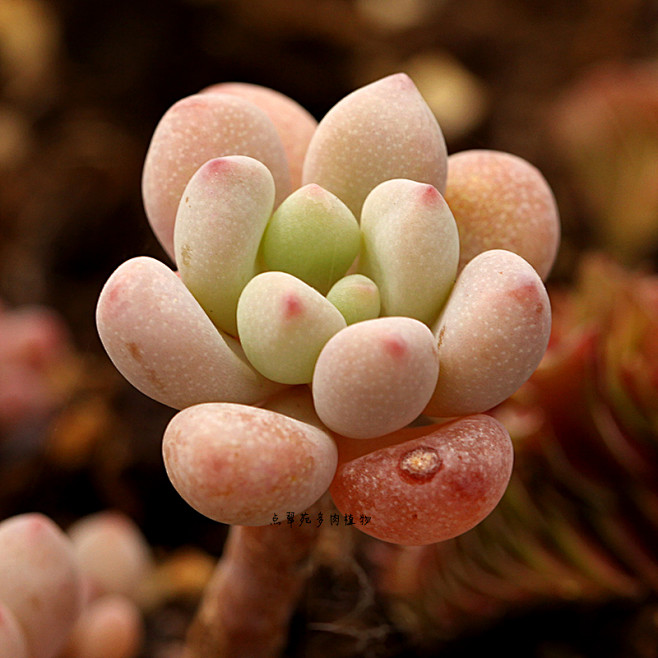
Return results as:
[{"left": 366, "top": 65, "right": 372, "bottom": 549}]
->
[
  {"left": 0, "top": 510, "right": 152, "bottom": 658},
  {"left": 94, "top": 71, "right": 561, "bottom": 656},
  {"left": 97, "top": 73, "right": 560, "bottom": 553}
]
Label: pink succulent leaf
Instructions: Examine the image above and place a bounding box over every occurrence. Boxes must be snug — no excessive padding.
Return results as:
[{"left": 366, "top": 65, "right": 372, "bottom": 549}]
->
[
  {"left": 174, "top": 155, "right": 275, "bottom": 336},
  {"left": 63, "top": 594, "right": 143, "bottom": 658},
  {"left": 68, "top": 511, "right": 153, "bottom": 600},
  {"left": 0, "top": 514, "right": 84, "bottom": 658},
  {"left": 202, "top": 82, "right": 317, "bottom": 191},
  {"left": 445, "top": 150, "right": 560, "bottom": 280},
  {"left": 96, "top": 256, "right": 284, "bottom": 410},
  {"left": 330, "top": 414, "right": 513, "bottom": 545},
  {"left": 142, "top": 93, "right": 290, "bottom": 261},
  {"left": 302, "top": 73, "right": 448, "bottom": 217},
  {"left": 312, "top": 316, "right": 439, "bottom": 439},
  {"left": 425, "top": 249, "right": 551, "bottom": 417},
  {"left": 0, "top": 602, "right": 28, "bottom": 658},
  {"left": 359, "top": 178, "right": 459, "bottom": 325}
]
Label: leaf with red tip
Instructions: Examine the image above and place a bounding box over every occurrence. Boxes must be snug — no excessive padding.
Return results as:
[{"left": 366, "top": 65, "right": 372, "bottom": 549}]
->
[
  {"left": 359, "top": 179, "right": 459, "bottom": 325},
  {"left": 96, "top": 256, "right": 283, "bottom": 410},
  {"left": 203, "top": 82, "right": 317, "bottom": 190},
  {"left": 174, "top": 155, "right": 275, "bottom": 336},
  {"left": 425, "top": 249, "right": 551, "bottom": 417},
  {"left": 142, "top": 93, "right": 290, "bottom": 260},
  {"left": 237, "top": 272, "right": 346, "bottom": 384},
  {"left": 312, "top": 317, "right": 439, "bottom": 439}
]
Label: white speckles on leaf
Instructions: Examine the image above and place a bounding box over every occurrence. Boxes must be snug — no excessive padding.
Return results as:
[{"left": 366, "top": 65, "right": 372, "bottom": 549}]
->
[
  {"left": 237, "top": 272, "right": 346, "bottom": 384},
  {"left": 302, "top": 73, "right": 447, "bottom": 217},
  {"left": 142, "top": 93, "right": 290, "bottom": 260},
  {"left": 312, "top": 317, "right": 439, "bottom": 438},
  {"left": 96, "top": 256, "right": 283, "bottom": 409},
  {"left": 446, "top": 150, "right": 560, "bottom": 279},
  {"left": 359, "top": 178, "right": 459, "bottom": 324},
  {"left": 425, "top": 249, "right": 551, "bottom": 417},
  {"left": 162, "top": 403, "right": 337, "bottom": 525},
  {"left": 174, "top": 156, "right": 275, "bottom": 336}
]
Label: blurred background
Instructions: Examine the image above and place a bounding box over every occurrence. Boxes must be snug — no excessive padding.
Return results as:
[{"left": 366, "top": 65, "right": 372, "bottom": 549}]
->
[{"left": 1, "top": 0, "right": 658, "bottom": 656}]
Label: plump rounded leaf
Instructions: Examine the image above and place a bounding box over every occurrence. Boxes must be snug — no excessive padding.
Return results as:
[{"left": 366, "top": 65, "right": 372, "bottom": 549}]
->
[
  {"left": 162, "top": 403, "right": 338, "bottom": 525},
  {"left": 330, "top": 415, "right": 513, "bottom": 545},
  {"left": 96, "top": 256, "right": 282, "bottom": 410},
  {"left": 142, "top": 93, "right": 290, "bottom": 260},
  {"left": 0, "top": 514, "right": 83, "bottom": 658},
  {"left": 446, "top": 150, "right": 560, "bottom": 279},
  {"left": 312, "top": 317, "right": 439, "bottom": 439},
  {"left": 425, "top": 249, "right": 551, "bottom": 417},
  {"left": 203, "top": 82, "right": 317, "bottom": 190},
  {"left": 68, "top": 512, "right": 153, "bottom": 600},
  {"left": 0, "top": 603, "right": 28, "bottom": 658},
  {"left": 174, "top": 156, "right": 275, "bottom": 335},
  {"left": 302, "top": 73, "right": 448, "bottom": 217},
  {"left": 326, "top": 274, "right": 381, "bottom": 325},
  {"left": 63, "top": 595, "right": 143, "bottom": 658},
  {"left": 359, "top": 179, "right": 459, "bottom": 325},
  {"left": 237, "top": 272, "right": 346, "bottom": 384},
  {"left": 260, "top": 184, "right": 360, "bottom": 294}
]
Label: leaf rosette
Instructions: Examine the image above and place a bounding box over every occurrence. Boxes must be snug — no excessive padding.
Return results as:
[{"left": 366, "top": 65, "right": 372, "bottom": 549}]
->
[{"left": 97, "top": 74, "right": 560, "bottom": 545}]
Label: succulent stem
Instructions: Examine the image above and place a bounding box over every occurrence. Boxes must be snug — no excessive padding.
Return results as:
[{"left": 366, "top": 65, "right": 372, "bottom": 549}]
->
[{"left": 185, "top": 520, "right": 318, "bottom": 657}]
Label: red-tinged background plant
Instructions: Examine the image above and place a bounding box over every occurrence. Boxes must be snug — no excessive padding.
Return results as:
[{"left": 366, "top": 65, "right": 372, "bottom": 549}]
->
[
  {"left": 95, "top": 73, "right": 560, "bottom": 656},
  {"left": 371, "top": 254, "right": 658, "bottom": 648},
  {"left": 551, "top": 61, "right": 658, "bottom": 265}
]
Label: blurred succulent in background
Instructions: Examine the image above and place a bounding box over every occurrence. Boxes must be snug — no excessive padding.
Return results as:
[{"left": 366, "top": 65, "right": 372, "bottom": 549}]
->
[
  {"left": 0, "top": 510, "right": 153, "bottom": 658},
  {"left": 551, "top": 61, "right": 658, "bottom": 264},
  {"left": 0, "top": 301, "right": 73, "bottom": 438},
  {"left": 373, "top": 254, "right": 658, "bottom": 648}
]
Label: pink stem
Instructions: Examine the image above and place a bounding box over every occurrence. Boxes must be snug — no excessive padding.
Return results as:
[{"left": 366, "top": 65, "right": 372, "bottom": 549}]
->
[{"left": 185, "top": 521, "right": 318, "bottom": 657}]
